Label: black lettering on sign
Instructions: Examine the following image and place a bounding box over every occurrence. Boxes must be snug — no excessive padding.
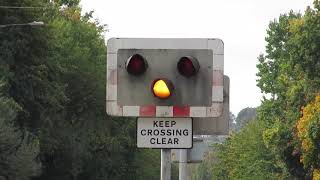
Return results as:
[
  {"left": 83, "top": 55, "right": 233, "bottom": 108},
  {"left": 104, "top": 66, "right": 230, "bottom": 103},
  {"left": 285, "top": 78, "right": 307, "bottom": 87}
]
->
[
  {"left": 183, "top": 129, "right": 189, "bottom": 136},
  {"left": 147, "top": 129, "right": 152, "bottom": 136},
  {"left": 150, "top": 138, "right": 155, "bottom": 144},
  {"left": 149, "top": 138, "right": 181, "bottom": 145},
  {"left": 160, "top": 129, "right": 165, "bottom": 136},
  {"left": 153, "top": 121, "right": 158, "bottom": 127},
  {"left": 162, "top": 138, "right": 166, "bottom": 144},
  {"left": 167, "top": 129, "right": 172, "bottom": 136},
  {"left": 176, "top": 129, "right": 181, "bottom": 136},
  {"left": 156, "top": 138, "right": 161, "bottom": 144},
  {"left": 165, "top": 121, "right": 170, "bottom": 127},
  {"left": 153, "top": 120, "right": 176, "bottom": 128},
  {"left": 154, "top": 129, "right": 159, "bottom": 136},
  {"left": 141, "top": 129, "right": 146, "bottom": 136}
]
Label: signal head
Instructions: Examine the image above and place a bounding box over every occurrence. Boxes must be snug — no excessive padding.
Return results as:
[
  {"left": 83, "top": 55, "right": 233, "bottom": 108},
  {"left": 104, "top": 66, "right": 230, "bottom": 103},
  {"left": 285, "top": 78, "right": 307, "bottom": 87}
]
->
[
  {"left": 177, "top": 56, "right": 200, "bottom": 78},
  {"left": 125, "top": 54, "right": 148, "bottom": 76},
  {"left": 151, "top": 78, "right": 174, "bottom": 99}
]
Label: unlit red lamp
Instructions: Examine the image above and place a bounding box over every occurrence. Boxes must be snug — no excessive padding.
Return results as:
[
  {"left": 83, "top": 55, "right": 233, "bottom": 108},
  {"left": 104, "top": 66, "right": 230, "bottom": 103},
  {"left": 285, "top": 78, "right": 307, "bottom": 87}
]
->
[
  {"left": 177, "top": 56, "right": 200, "bottom": 78},
  {"left": 125, "top": 54, "right": 148, "bottom": 76}
]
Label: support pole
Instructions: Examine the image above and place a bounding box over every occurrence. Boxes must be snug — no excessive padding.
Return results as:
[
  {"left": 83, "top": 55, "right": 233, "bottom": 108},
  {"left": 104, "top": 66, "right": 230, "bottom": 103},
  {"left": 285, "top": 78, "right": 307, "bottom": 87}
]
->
[
  {"left": 179, "top": 149, "right": 188, "bottom": 180},
  {"left": 161, "top": 149, "right": 171, "bottom": 180}
]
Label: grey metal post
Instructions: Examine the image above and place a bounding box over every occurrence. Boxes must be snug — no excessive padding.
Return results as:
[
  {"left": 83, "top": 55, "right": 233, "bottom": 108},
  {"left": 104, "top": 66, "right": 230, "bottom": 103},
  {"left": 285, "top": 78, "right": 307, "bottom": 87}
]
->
[
  {"left": 161, "top": 149, "right": 171, "bottom": 180},
  {"left": 179, "top": 149, "right": 188, "bottom": 180}
]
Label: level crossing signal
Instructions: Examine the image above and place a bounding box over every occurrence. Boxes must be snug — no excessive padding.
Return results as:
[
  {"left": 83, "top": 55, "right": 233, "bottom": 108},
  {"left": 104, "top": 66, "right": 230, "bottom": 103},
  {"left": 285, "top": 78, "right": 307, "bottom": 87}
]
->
[{"left": 106, "top": 38, "right": 224, "bottom": 118}]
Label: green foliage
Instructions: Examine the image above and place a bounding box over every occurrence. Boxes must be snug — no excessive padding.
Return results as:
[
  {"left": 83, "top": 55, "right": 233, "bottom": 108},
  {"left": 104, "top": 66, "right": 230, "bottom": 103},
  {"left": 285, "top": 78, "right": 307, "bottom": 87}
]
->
[
  {"left": 34, "top": 4, "right": 140, "bottom": 180},
  {"left": 256, "top": 0, "right": 320, "bottom": 178},
  {"left": 4, "top": 0, "right": 319, "bottom": 179},
  {"left": 0, "top": 88, "right": 41, "bottom": 180},
  {"left": 1, "top": 0, "right": 152, "bottom": 179},
  {"left": 211, "top": 120, "right": 289, "bottom": 180},
  {"left": 195, "top": 2, "right": 320, "bottom": 176},
  {"left": 133, "top": 149, "right": 179, "bottom": 180},
  {"left": 56, "top": 0, "right": 80, "bottom": 7},
  {"left": 134, "top": 149, "right": 161, "bottom": 180},
  {"left": 297, "top": 95, "right": 320, "bottom": 176}
]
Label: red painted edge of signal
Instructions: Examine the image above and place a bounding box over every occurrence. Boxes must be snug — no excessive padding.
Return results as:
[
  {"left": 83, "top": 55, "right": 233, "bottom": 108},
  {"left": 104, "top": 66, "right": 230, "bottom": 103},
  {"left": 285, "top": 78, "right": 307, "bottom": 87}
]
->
[
  {"left": 213, "top": 70, "right": 223, "bottom": 86},
  {"left": 173, "top": 106, "right": 190, "bottom": 117},
  {"left": 140, "top": 105, "right": 156, "bottom": 116},
  {"left": 108, "top": 69, "right": 117, "bottom": 85}
]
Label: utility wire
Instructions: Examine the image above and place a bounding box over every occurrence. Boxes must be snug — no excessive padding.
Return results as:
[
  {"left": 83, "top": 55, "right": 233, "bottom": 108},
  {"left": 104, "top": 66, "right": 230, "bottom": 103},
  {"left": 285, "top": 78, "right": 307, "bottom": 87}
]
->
[
  {"left": 0, "top": 23, "right": 30, "bottom": 28},
  {"left": 0, "top": 21, "right": 44, "bottom": 28},
  {"left": 0, "top": 6, "right": 48, "bottom": 9}
]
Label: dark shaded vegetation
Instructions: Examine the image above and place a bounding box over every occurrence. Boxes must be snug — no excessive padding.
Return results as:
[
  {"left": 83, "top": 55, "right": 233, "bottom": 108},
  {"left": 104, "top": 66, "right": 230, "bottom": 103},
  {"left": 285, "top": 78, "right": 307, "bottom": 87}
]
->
[{"left": 0, "top": 0, "right": 176, "bottom": 179}]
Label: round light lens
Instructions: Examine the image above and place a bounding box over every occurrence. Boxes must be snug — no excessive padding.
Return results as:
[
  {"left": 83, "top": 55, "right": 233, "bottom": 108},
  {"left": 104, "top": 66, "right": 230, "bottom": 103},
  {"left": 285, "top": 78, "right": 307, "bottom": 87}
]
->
[
  {"left": 152, "top": 79, "right": 174, "bottom": 99},
  {"left": 177, "top": 56, "right": 200, "bottom": 78},
  {"left": 126, "top": 54, "right": 147, "bottom": 76}
]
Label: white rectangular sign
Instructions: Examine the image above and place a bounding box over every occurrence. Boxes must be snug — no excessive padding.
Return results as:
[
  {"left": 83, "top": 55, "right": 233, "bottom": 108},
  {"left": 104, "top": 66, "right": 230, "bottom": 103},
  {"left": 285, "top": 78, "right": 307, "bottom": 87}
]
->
[{"left": 137, "top": 118, "right": 192, "bottom": 149}]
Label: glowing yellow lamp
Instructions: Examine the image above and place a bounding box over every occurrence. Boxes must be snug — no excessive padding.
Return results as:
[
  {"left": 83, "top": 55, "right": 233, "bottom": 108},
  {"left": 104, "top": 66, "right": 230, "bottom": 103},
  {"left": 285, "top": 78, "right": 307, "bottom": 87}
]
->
[{"left": 152, "top": 79, "right": 172, "bottom": 99}]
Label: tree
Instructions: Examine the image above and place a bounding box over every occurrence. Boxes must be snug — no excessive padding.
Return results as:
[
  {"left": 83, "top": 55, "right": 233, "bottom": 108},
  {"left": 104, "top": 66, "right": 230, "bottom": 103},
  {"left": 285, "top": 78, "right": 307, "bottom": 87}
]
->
[
  {"left": 196, "top": 1, "right": 320, "bottom": 179},
  {"left": 1, "top": 0, "right": 141, "bottom": 179},
  {"left": 256, "top": 0, "right": 320, "bottom": 178},
  {"left": 0, "top": 81, "right": 41, "bottom": 180},
  {"left": 235, "top": 107, "right": 256, "bottom": 131},
  {"left": 296, "top": 95, "right": 320, "bottom": 178},
  {"left": 201, "top": 120, "right": 287, "bottom": 180}
]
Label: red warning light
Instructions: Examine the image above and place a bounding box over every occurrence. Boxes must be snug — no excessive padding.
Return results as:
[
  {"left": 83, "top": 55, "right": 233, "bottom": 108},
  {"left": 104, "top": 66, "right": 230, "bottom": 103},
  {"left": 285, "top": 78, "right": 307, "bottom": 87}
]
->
[
  {"left": 126, "top": 54, "right": 148, "bottom": 76},
  {"left": 177, "top": 56, "right": 200, "bottom": 78}
]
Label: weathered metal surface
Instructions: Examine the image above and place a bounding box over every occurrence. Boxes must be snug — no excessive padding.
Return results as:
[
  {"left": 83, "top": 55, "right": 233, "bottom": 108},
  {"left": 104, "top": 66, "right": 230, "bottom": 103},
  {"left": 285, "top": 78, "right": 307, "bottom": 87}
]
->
[
  {"left": 193, "top": 76, "right": 230, "bottom": 135},
  {"left": 117, "top": 49, "right": 213, "bottom": 106},
  {"left": 161, "top": 149, "right": 171, "bottom": 180}
]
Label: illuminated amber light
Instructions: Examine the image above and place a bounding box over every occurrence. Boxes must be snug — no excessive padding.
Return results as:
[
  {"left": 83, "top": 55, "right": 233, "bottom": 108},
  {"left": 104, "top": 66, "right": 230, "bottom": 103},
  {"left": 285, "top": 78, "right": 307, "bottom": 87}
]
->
[{"left": 152, "top": 79, "right": 171, "bottom": 99}]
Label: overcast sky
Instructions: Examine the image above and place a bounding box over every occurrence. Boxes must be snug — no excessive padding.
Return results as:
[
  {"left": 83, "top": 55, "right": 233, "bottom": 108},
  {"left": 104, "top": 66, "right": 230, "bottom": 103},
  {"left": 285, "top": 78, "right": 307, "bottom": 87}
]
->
[{"left": 80, "top": 0, "right": 313, "bottom": 115}]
